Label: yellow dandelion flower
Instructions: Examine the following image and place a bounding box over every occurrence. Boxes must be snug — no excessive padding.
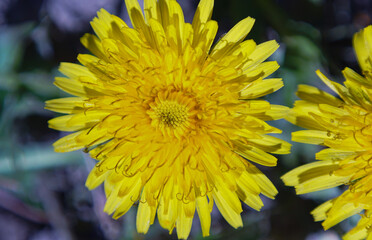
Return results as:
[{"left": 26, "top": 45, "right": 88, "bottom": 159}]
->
[
  {"left": 46, "top": 0, "right": 290, "bottom": 238},
  {"left": 282, "top": 25, "right": 372, "bottom": 240}
]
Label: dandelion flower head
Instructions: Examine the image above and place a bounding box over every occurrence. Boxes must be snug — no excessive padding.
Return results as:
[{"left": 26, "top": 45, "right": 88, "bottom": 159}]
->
[
  {"left": 46, "top": 0, "right": 290, "bottom": 238},
  {"left": 282, "top": 26, "right": 372, "bottom": 240}
]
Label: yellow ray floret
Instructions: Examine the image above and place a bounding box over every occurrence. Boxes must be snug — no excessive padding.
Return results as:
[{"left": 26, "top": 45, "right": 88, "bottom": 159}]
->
[
  {"left": 283, "top": 25, "right": 372, "bottom": 240},
  {"left": 46, "top": 0, "right": 289, "bottom": 239}
]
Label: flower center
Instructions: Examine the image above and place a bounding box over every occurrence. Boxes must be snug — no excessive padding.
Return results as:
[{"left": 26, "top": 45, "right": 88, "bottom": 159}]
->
[{"left": 154, "top": 101, "right": 188, "bottom": 127}]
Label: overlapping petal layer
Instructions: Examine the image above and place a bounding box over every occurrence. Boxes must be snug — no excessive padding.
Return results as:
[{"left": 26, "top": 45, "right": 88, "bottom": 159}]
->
[
  {"left": 283, "top": 26, "right": 372, "bottom": 240},
  {"left": 46, "top": 0, "right": 289, "bottom": 238}
]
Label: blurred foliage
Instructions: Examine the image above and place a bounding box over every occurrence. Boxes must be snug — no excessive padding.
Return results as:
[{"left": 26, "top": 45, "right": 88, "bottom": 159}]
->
[
  {"left": 0, "top": 0, "right": 371, "bottom": 239},
  {"left": 0, "top": 23, "right": 81, "bottom": 174},
  {"left": 0, "top": 21, "right": 83, "bottom": 240}
]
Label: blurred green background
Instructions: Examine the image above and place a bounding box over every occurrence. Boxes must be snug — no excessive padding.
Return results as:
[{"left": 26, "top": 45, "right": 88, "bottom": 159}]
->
[{"left": 0, "top": 0, "right": 370, "bottom": 239}]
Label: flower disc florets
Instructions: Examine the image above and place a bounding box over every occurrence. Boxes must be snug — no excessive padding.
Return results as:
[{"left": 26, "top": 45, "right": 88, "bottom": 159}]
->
[
  {"left": 147, "top": 90, "right": 198, "bottom": 138},
  {"left": 154, "top": 100, "right": 188, "bottom": 127}
]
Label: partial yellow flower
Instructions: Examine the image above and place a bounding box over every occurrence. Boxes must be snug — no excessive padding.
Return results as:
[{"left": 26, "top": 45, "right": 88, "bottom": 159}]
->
[
  {"left": 282, "top": 25, "right": 372, "bottom": 240},
  {"left": 46, "top": 0, "right": 289, "bottom": 238}
]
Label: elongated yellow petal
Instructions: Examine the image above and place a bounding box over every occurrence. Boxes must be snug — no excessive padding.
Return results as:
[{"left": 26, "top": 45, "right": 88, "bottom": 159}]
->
[
  {"left": 343, "top": 67, "right": 372, "bottom": 87},
  {"left": 196, "top": 196, "right": 211, "bottom": 237},
  {"left": 194, "top": 20, "right": 218, "bottom": 56},
  {"left": 86, "top": 166, "right": 110, "bottom": 188},
  {"left": 244, "top": 61, "right": 280, "bottom": 79},
  {"left": 323, "top": 202, "right": 364, "bottom": 230},
  {"left": 344, "top": 229, "right": 368, "bottom": 240},
  {"left": 247, "top": 135, "right": 291, "bottom": 154},
  {"left": 247, "top": 165, "right": 278, "bottom": 199},
  {"left": 243, "top": 40, "right": 279, "bottom": 69},
  {"left": 353, "top": 25, "right": 372, "bottom": 73},
  {"left": 192, "top": 0, "right": 214, "bottom": 39},
  {"left": 282, "top": 160, "right": 340, "bottom": 186},
  {"left": 125, "top": 0, "right": 144, "bottom": 29},
  {"left": 213, "top": 188, "right": 243, "bottom": 228},
  {"left": 148, "top": 18, "right": 167, "bottom": 51},
  {"left": 294, "top": 174, "right": 349, "bottom": 194},
  {"left": 296, "top": 84, "right": 342, "bottom": 106},
  {"left": 311, "top": 199, "right": 334, "bottom": 222},
  {"left": 80, "top": 33, "right": 106, "bottom": 59},
  {"left": 315, "top": 148, "right": 357, "bottom": 161},
  {"left": 292, "top": 130, "right": 330, "bottom": 145},
  {"left": 234, "top": 142, "right": 278, "bottom": 166},
  {"left": 212, "top": 17, "right": 255, "bottom": 58},
  {"left": 144, "top": 0, "right": 159, "bottom": 22},
  {"left": 45, "top": 97, "right": 86, "bottom": 114},
  {"left": 90, "top": 9, "right": 114, "bottom": 40},
  {"left": 240, "top": 78, "right": 283, "bottom": 99},
  {"left": 136, "top": 201, "right": 152, "bottom": 234},
  {"left": 168, "top": 0, "right": 185, "bottom": 47},
  {"left": 176, "top": 201, "right": 195, "bottom": 239},
  {"left": 53, "top": 131, "right": 84, "bottom": 152}
]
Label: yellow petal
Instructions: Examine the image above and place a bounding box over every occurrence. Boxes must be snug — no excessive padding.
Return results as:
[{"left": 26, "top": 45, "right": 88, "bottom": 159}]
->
[
  {"left": 247, "top": 164, "right": 277, "bottom": 198},
  {"left": 59, "top": 62, "right": 94, "bottom": 79},
  {"left": 236, "top": 185, "right": 263, "bottom": 211},
  {"left": 244, "top": 61, "right": 280, "bottom": 79},
  {"left": 240, "top": 78, "right": 283, "bottom": 99},
  {"left": 212, "top": 17, "right": 255, "bottom": 58},
  {"left": 316, "top": 70, "right": 354, "bottom": 105},
  {"left": 45, "top": 97, "right": 86, "bottom": 114},
  {"left": 282, "top": 160, "right": 350, "bottom": 194},
  {"left": 296, "top": 84, "right": 342, "bottom": 106},
  {"left": 194, "top": 20, "right": 218, "bottom": 56},
  {"left": 311, "top": 199, "right": 333, "bottom": 222},
  {"left": 125, "top": 0, "right": 144, "bottom": 29},
  {"left": 192, "top": 0, "right": 214, "bottom": 40},
  {"left": 323, "top": 201, "right": 363, "bottom": 230},
  {"left": 344, "top": 229, "right": 368, "bottom": 240},
  {"left": 158, "top": 195, "right": 178, "bottom": 232},
  {"left": 212, "top": 187, "right": 243, "bottom": 228},
  {"left": 343, "top": 67, "right": 371, "bottom": 87},
  {"left": 247, "top": 135, "right": 291, "bottom": 155},
  {"left": 291, "top": 130, "right": 330, "bottom": 145},
  {"left": 353, "top": 25, "right": 372, "bottom": 73},
  {"left": 243, "top": 40, "right": 279, "bottom": 69},
  {"left": 234, "top": 141, "right": 278, "bottom": 166},
  {"left": 176, "top": 201, "right": 195, "bottom": 239},
  {"left": 80, "top": 33, "right": 106, "bottom": 59},
  {"left": 49, "top": 111, "right": 108, "bottom": 132},
  {"left": 295, "top": 174, "right": 349, "bottom": 194},
  {"left": 54, "top": 77, "right": 101, "bottom": 97},
  {"left": 90, "top": 9, "right": 114, "bottom": 40},
  {"left": 168, "top": 0, "right": 185, "bottom": 48},
  {"left": 144, "top": 0, "right": 159, "bottom": 22},
  {"left": 85, "top": 166, "right": 110, "bottom": 190},
  {"left": 316, "top": 148, "right": 357, "bottom": 161},
  {"left": 148, "top": 18, "right": 167, "bottom": 51},
  {"left": 136, "top": 190, "right": 157, "bottom": 234},
  {"left": 196, "top": 195, "right": 211, "bottom": 237}
]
